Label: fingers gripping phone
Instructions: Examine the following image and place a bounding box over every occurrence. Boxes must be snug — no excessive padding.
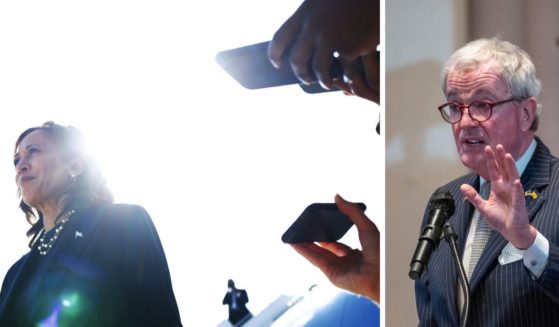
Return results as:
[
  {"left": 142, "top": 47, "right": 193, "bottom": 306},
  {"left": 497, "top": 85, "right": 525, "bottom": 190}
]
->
[{"left": 281, "top": 203, "right": 366, "bottom": 244}]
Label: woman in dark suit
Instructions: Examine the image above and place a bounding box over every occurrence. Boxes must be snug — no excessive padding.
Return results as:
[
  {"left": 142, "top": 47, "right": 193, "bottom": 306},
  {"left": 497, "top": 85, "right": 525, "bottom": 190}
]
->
[{"left": 0, "top": 121, "right": 182, "bottom": 326}]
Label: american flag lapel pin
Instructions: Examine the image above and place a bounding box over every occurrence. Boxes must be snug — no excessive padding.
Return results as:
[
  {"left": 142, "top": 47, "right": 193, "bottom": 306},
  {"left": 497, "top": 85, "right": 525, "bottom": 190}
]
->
[{"left": 75, "top": 230, "right": 83, "bottom": 239}]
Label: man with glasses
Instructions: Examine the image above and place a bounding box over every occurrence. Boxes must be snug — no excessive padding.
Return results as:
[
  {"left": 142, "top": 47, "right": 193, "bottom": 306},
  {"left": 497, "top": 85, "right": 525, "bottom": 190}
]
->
[{"left": 415, "top": 38, "right": 559, "bottom": 326}]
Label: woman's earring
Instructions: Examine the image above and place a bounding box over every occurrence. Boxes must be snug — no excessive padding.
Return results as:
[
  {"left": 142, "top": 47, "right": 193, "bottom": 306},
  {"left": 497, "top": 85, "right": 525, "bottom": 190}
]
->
[{"left": 70, "top": 172, "right": 77, "bottom": 182}]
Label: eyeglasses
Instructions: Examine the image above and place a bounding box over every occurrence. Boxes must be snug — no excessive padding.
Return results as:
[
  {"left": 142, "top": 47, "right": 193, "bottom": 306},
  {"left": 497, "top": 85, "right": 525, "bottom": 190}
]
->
[{"left": 438, "top": 97, "right": 519, "bottom": 124}]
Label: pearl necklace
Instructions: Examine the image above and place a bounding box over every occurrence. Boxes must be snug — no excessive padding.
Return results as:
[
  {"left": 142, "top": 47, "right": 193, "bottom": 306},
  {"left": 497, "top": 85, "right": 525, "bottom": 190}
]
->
[{"left": 37, "top": 209, "right": 76, "bottom": 255}]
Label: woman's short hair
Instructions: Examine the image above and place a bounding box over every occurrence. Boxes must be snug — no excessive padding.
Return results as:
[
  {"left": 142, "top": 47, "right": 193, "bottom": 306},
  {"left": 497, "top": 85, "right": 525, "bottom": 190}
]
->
[
  {"left": 441, "top": 38, "right": 542, "bottom": 131},
  {"left": 15, "top": 121, "right": 113, "bottom": 246}
]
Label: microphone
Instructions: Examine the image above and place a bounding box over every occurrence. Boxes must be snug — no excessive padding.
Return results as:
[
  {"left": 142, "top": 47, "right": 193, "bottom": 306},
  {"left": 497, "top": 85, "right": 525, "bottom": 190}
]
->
[{"left": 409, "top": 191, "right": 455, "bottom": 280}]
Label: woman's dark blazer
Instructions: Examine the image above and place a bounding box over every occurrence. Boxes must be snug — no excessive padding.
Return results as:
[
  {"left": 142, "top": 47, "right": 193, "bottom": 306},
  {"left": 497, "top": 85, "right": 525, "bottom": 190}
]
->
[{"left": 0, "top": 203, "right": 182, "bottom": 326}]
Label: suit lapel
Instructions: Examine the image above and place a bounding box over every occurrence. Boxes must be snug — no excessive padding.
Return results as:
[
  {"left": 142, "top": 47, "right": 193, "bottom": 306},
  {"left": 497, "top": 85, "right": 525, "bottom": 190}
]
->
[
  {"left": 435, "top": 174, "right": 477, "bottom": 325},
  {"left": 47, "top": 204, "right": 110, "bottom": 269},
  {"left": 522, "top": 138, "right": 550, "bottom": 223}
]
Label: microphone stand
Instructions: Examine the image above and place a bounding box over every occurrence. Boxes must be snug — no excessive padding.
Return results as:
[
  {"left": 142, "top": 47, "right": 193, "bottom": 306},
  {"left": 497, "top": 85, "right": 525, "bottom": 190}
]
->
[{"left": 443, "top": 222, "right": 470, "bottom": 327}]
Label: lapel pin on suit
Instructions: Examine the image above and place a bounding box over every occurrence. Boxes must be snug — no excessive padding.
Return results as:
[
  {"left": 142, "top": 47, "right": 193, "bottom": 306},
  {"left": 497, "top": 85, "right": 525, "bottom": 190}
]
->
[
  {"left": 75, "top": 230, "right": 83, "bottom": 239},
  {"left": 524, "top": 190, "right": 538, "bottom": 200}
]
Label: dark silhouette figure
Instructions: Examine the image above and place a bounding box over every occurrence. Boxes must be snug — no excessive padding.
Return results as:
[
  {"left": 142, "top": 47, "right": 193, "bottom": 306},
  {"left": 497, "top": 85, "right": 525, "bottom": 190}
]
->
[{"left": 222, "top": 279, "right": 252, "bottom": 326}]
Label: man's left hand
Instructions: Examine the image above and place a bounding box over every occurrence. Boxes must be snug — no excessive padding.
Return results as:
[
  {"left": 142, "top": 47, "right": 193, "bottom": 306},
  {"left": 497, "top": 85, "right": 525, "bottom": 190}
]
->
[{"left": 460, "top": 144, "right": 537, "bottom": 249}]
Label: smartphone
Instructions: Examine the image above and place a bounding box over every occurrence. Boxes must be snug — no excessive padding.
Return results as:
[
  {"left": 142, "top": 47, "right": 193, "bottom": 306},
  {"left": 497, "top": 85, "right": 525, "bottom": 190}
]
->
[
  {"left": 215, "top": 41, "right": 343, "bottom": 93},
  {"left": 281, "top": 202, "right": 366, "bottom": 244}
]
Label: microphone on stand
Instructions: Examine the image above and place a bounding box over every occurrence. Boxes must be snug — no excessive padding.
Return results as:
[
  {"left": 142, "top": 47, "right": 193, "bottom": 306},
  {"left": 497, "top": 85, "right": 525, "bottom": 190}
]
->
[{"left": 409, "top": 191, "right": 455, "bottom": 280}]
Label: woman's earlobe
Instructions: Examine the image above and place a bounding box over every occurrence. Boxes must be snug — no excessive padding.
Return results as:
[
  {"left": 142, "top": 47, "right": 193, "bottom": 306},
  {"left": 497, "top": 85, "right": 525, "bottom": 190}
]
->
[{"left": 69, "top": 159, "right": 84, "bottom": 177}]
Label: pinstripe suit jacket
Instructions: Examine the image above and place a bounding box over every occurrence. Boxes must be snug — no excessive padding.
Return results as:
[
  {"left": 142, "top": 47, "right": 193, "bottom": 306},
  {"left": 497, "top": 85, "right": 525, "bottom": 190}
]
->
[{"left": 415, "top": 137, "right": 559, "bottom": 326}]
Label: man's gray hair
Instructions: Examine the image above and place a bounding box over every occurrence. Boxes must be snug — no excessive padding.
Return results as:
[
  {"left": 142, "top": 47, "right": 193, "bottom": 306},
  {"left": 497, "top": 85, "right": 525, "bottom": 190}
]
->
[{"left": 441, "top": 38, "right": 541, "bottom": 131}]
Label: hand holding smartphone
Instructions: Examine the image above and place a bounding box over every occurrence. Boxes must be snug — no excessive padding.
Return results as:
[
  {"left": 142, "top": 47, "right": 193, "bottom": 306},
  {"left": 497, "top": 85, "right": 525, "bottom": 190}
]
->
[
  {"left": 215, "top": 41, "right": 347, "bottom": 93},
  {"left": 282, "top": 202, "right": 367, "bottom": 244}
]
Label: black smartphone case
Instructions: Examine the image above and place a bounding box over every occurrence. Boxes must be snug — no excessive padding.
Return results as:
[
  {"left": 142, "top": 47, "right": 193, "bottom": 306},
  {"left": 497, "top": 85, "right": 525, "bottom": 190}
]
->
[
  {"left": 215, "top": 41, "right": 342, "bottom": 93},
  {"left": 281, "top": 202, "right": 366, "bottom": 244}
]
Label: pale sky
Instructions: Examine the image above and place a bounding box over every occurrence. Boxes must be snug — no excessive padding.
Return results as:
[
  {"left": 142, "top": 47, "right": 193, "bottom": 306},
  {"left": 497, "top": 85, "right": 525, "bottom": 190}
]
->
[{"left": 0, "top": 1, "right": 383, "bottom": 326}]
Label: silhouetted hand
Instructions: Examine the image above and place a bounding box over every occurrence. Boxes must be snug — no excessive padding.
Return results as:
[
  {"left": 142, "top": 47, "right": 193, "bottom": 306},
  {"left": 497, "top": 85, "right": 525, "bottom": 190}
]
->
[
  {"left": 333, "top": 52, "right": 380, "bottom": 103},
  {"left": 291, "top": 194, "right": 380, "bottom": 303},
  {"left": 268, "top": 0, "right": 379, "bottom": 102}
]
